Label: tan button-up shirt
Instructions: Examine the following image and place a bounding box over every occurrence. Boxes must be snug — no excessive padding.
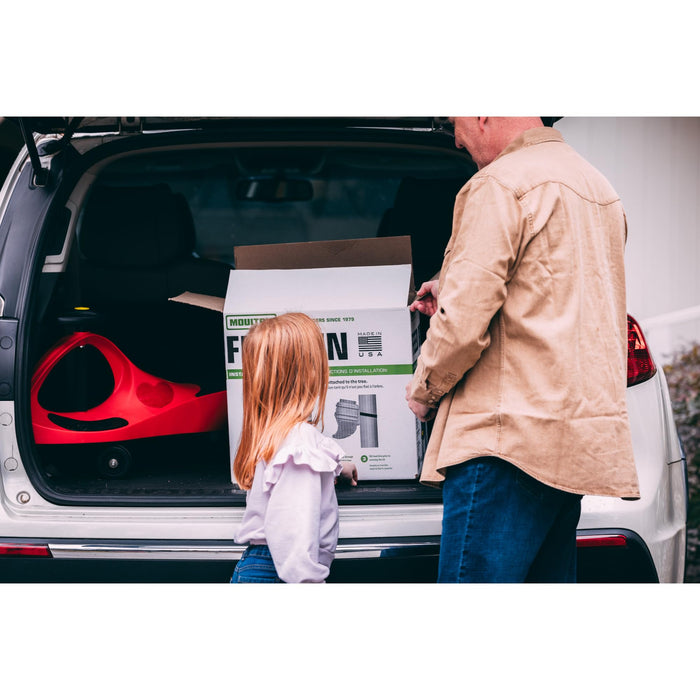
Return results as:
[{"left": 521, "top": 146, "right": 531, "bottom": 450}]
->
[{"left": 409, "top": 127, "right": 639, "bottom": 498}]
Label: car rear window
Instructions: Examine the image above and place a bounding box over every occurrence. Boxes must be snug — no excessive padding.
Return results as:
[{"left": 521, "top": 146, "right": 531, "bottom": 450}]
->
[{"left": 91, "top": 145, "right": 473, "bottom": 267}]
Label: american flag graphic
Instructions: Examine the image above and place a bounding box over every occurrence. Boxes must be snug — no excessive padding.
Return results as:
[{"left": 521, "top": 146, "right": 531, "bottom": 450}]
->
[{"left": 358, "top": 334, "right": 382, "bottom": 352}]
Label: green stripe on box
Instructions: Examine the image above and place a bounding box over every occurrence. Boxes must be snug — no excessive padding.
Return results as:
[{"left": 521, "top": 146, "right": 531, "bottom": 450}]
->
[
  {"left": 227, "top": 364, "right": 413, "bottom": 380},
  {"left": 330, "top": 364, "right": 413, "bottom": 376}
]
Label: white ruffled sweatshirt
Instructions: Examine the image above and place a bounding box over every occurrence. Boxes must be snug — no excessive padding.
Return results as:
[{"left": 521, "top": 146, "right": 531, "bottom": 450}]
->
[{"left": 235, "top": 422, "right": 345, "bottom": 583}]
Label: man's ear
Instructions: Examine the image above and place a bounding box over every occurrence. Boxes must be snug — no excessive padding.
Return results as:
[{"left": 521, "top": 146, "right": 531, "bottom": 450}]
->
[{"left": 478, "top": 117, "right": 489, "bottom": 131}]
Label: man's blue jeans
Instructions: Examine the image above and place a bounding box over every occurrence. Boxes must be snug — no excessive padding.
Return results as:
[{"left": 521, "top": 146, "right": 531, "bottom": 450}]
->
[{"left": 438, "top": 457, "right": 582, "bottom": 583}]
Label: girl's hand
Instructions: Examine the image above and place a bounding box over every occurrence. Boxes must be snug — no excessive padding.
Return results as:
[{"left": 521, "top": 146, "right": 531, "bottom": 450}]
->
[{"left": 336, "top": 462, "right": 358, "bottom": 487}]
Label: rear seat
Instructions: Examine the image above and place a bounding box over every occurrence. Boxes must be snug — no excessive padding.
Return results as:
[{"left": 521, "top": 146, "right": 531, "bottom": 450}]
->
[
  {"left": 377, "top": 176, "right": 464, "bottom": 285},
  {"left": 77, "top": 183, "right": 231, "bottom": 393}
]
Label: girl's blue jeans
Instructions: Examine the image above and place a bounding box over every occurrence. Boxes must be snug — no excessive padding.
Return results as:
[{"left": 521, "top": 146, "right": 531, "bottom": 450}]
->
[
  {"left": 230, "top": 544, "right": 283, "bottom": 583},
  {"left": 438, "top": 457, "right": 582, "bottom": 583}
]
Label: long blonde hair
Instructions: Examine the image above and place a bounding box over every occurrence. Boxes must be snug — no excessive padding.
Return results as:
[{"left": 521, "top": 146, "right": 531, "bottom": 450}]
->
[{"left": 233, "top": 312, "right": 329, "bottom": 490}]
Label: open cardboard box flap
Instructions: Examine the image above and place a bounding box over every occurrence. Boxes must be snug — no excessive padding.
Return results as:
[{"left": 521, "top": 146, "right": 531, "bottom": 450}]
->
[
  {"left": 170, "top": 236, "right": 415, "bottom": 311},
  {"left": 234, "top": 235, "right": 413, "bottom": 271}
]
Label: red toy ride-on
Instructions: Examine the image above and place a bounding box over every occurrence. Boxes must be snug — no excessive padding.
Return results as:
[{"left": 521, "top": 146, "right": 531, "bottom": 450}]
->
[{"left": 31, "top": 331, "right": 227, "bottom": 478}]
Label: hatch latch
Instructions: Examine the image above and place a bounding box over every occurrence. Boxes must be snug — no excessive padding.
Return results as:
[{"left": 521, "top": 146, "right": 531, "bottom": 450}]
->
[
  {"left": 17, "top": 118, "right": 49, "bottom": 187},
  {"left": 119, "top": 117, "right": 143, "bottom": 133}
]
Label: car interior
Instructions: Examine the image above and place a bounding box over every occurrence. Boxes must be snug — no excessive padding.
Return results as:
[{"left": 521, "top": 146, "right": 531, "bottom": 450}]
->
[{"left": 27, "top": 144, "right": 476, "bottom": 503}]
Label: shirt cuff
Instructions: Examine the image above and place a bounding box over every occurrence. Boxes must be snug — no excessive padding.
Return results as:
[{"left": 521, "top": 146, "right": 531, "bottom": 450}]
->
[{"left": 409, "top": 364, "right": 458, "bottom": 406}]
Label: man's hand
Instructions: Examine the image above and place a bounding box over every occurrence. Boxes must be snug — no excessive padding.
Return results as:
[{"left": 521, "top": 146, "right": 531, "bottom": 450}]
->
[
  {"left": 405, "top": 383, "right": 436, "bottom": 422},
  {"left": 409, "top": 279, "right": 439, "bottom": 317}
]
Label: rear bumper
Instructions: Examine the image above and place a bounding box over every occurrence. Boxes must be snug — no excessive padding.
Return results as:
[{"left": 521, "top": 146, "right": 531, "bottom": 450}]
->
[
  {"left": 0, "top": 535, "right": 442, "bottom": 583},
  {"left": 0, "top": 529, "right": 661, "bottom": 583}
]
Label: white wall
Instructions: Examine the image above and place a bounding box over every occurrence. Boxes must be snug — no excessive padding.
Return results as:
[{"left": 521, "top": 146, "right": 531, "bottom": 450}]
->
[{"left": 557, "top": 117, "right": 700, "bottom": 363}]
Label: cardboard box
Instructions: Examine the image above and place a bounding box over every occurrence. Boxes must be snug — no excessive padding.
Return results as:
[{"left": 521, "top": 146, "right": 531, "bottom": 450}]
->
[{"left": 173, "top": 236, "right": 425, "bottom": 483}]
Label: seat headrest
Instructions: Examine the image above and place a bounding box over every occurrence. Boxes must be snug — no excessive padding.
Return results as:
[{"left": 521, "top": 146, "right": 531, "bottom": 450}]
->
[
  {"left": 392, "top": 177, "right": 464, "bottom": 230},
  {"left": 79, "top": 184, "right": 196, "bottom": 268}
]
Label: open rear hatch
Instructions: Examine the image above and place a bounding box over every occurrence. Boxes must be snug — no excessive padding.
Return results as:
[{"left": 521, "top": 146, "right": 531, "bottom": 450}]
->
[{"left": 17, "top": 118, "right": 472, "bottom": 507}]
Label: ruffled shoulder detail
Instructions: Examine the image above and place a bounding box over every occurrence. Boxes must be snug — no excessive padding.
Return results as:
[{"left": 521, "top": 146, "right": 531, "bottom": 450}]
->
[{"left": 261, "top": 423, "right": 345, "bottom": 492}]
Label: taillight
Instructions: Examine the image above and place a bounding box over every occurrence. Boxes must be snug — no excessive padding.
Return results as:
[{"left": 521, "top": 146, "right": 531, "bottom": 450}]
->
[
  {"left": 0, "top": 543, "right": 52, "bottom": 557},
  {"left": 576, "top": 534, "right": 628, "bottom": 548},
  {"left": 627, "top": 314, "right": 656, "bottom": 387}
]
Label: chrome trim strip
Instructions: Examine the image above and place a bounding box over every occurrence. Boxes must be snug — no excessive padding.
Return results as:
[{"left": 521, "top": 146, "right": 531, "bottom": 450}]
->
[
  {"left": 49, "top": 543, "right": 247, "bottom": 560},
  {"left": 334, "top": 541, "right": 440, "bottom": 559},
  {"left": 49, "top": 540, "right": 441, "bottom": 561}
]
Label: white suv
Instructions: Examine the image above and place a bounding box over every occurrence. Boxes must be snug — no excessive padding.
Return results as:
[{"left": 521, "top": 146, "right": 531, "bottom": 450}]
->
[{"left": 0, "top": 117, "right": 687, "bottom": 582}]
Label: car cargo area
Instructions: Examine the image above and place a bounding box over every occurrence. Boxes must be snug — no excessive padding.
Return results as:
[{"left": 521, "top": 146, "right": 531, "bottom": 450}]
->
[{"left": 25, "top": 138, "right": 474, "bottom": 506}]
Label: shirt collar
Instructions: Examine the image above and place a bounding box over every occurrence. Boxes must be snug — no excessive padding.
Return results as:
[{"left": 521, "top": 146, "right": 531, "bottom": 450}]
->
[{"left": 492, "top": 127, "right": 564, "bottom": 164}]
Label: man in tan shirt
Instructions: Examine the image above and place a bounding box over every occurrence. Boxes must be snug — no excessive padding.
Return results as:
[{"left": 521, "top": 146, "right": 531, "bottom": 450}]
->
[{"left": 406, "top": 117, "right": 639, "bottom": 582}]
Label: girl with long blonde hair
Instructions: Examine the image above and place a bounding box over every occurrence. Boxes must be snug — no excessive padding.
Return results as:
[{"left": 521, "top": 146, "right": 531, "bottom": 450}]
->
[{"left": 231, "top": 312, "right": 357, "bottom": 583}]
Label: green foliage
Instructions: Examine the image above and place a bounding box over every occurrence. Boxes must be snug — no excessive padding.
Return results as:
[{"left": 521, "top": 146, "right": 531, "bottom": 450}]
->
[{"left": 664, "top": 344, "right": 700, "bottom": 510}]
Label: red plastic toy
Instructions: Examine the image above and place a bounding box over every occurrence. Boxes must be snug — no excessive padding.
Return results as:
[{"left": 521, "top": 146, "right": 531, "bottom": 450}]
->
[{"left": 31, "top": 332, "right": 227, "bottom": 476}]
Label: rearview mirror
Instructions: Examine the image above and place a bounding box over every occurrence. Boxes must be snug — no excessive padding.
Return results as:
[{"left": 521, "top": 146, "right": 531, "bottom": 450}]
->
[{"left": 235, "top": 176, "right": 313, "bottom": 202}]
